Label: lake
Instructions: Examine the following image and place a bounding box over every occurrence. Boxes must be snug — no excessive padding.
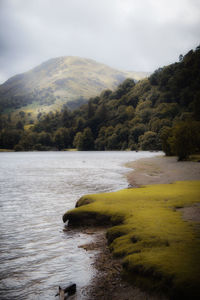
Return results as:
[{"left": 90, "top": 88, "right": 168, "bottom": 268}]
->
[{"left": 0, "top": 151, "right": 160, "bottom": 299}]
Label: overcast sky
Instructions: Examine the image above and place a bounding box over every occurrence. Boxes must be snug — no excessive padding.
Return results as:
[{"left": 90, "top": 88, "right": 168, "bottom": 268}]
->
[{"left": 0, "top": 0, "right": 199, "bottom": 83}]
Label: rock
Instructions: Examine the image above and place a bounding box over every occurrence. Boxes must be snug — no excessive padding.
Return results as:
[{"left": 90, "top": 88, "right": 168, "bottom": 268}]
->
[{"left": 56, "top": 284, "right": 76, "bottom": 299}]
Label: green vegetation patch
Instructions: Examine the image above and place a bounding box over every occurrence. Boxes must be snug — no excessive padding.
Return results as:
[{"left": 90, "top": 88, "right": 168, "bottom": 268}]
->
[
  {"left": 0, "top": 149, "right": 14, "bottom": 152},
  {"left": 63, "top": 181, "right": 200, "bottom": 298}
]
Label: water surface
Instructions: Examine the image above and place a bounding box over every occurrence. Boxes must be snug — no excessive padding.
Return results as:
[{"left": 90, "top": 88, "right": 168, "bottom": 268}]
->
[{"left": 0, "top": 151, "right": 160, "bottom": 299}]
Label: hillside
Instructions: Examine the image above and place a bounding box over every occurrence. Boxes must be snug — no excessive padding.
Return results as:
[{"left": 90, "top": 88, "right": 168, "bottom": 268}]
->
[
  {"left": 0, "top": 56, "right": 148, "bottom": 119},
  {"left": 0, "top": 46, "right": 200, "bottom": 156}
]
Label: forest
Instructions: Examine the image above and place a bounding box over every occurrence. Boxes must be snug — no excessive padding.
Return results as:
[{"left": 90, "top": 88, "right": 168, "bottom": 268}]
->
[{"left": 0, "top": 46, "right": 200, "bottom": 160}]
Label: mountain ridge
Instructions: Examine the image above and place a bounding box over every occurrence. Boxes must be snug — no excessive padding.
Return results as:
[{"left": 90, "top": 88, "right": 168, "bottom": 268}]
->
[{"left": 0, "top": 56, "right": 149, "bottom": 117}]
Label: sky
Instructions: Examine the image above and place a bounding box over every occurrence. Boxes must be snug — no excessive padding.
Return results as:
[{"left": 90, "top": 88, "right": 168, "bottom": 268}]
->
[{"left": 0, "top": 0, "right": 200, "bottom": 83}]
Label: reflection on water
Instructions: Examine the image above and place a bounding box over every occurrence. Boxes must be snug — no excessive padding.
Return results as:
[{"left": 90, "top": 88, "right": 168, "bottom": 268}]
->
[{"left": 0, "top": 151, "right": 160, "bottom": 299}]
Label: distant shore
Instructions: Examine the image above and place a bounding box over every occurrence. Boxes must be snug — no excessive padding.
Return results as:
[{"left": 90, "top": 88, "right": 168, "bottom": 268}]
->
[{"left": 65, "top": 154, "right": 200, "bottom": 300}]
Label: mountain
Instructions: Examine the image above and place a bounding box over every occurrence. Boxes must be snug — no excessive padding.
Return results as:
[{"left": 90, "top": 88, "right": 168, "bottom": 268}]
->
[{"left": 0, "top": 56, "right": 149, "bottom": 118}]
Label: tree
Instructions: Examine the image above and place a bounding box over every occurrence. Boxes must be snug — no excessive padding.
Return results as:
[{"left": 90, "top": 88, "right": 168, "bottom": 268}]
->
[
  {"left": 100, "top": 89, "right": 112, "bottom": 99},
  {"left": 168, "top": 122, "right": 200, "bottom": 160},
  {"left": 125, "top": 106, "right": 135, "bottom": 120},
  {"left": 139, "top": 131, "right": 160, "bottom": 150},
  {"left": 0, "top": 129, "right": 21, "bottom": 149},
  {"left": 94, "top": 127, "right": 106, "bottom": 150},
  {"left": 61, "top": 108, "right": 70, "bottom": 127},
  {"left": 116, "top": 105, "right": 128, "bottom": 123},
  {"left": 129, "top": 124, "right": 146, "bottom": 144},
  {"left": 139, "top": 108, "right": 152, "bottom": 123},
  {"left": 154, "top": 103, "right": 179, "bottom": 119},
  {"left": 15, "top": 132, "right": 38, "bottom": 151},
  {"left": 95, "top": 103, "right": 107, "bottom": 122},
  {"left": 38, "top": 131, "right": 52, "bottom": 146},
  {"left": 179, "top": 54, "right": 183, "bottom": 62},
  {"left": 75, "top": 117, "right": 85, "bottom": 132},
  {"left": 81, "top": 127, "right": 94, "bottom": 150},
  {"left": 160, "top": 126, "right": 173, "bottom": 156},
  {"left": 61, "top": 128, "right": 70, "bottom": 148},
  {"left": 54, "top": 130, "right": 64, "bottom": 150},
  {"left": 73, "top": 128, "right": 94, "bottom": 150},
  {"left": 149, "top": 68, "right": 163, "bottom": 85},
  {"left": 73, "top": 132, "right": 83, "bottom": 150},
  {"left": 111, "top": 78, "right": 135, "bottom": 99},
  {"left": 107, "top": 133, "right": 120, "bottom": 150},
  {"left": 54, "top": 128, "right": 70, "bottom": 150}
]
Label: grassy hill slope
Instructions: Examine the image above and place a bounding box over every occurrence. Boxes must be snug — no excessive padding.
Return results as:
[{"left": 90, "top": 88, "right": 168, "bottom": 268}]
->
[{"left": 0, "top": 56, "right": 148, "bottom": 119}]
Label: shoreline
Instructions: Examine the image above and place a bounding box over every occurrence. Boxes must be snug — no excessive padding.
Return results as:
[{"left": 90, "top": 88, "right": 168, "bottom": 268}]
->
[
  {"left": 126, "top": 155, "right": 200, "bottom": 187},
  {"left": 79, "top": 228, "right": 168, "bottom": 300},
  {"left": 64, "top": 154, "right": 200, "bottom": 299}
]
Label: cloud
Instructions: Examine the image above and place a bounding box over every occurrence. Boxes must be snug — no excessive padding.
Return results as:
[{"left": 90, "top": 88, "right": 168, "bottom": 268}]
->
[{"left": 0, "top": 0, "right": 199, "bottom": 83}]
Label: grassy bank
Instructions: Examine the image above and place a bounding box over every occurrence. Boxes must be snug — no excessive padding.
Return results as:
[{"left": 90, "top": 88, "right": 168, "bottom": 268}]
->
[
  {"left": 63, "top": 180, "right": 200, "bottom": 299},
  {"left": 0, "top": 149, "right": 14, "bottom": 152}
]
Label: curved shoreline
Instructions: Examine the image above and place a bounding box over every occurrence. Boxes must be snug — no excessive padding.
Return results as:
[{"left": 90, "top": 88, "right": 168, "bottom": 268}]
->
[{"left": 64, "top": 155, "right": 200, "bottom": 299}]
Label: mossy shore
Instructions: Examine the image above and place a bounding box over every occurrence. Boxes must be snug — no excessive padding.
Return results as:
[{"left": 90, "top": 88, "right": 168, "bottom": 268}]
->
[{"left": 63, "top": 156, "right": 200, "bottom": 299}]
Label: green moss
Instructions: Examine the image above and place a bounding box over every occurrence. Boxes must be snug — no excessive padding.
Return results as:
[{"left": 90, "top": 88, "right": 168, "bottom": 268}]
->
[{"left": 63, "top": 181, "right": 200, "bottom": 298}]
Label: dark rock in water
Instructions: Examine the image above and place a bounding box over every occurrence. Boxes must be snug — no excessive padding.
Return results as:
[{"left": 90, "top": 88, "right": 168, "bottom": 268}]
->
[
  {"left": 64, "top": 283, "right": 76, "bottom": 295},
  {"left": 56, "top": 284, "right": 76, "bottom": 299}
]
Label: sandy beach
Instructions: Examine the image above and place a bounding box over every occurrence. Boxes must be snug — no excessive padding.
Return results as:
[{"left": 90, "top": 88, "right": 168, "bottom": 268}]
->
[
  {"left": 126, "top": 155, "right": 200, "bottom": 187},
  {"left": 74, "top": 155, "right": 200, "bottom": 300}
]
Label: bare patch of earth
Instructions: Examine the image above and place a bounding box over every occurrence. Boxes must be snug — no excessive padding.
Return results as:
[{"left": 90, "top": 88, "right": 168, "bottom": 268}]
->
[{"left": 178, "top": 204, "right": 200, "bottom": 222}]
